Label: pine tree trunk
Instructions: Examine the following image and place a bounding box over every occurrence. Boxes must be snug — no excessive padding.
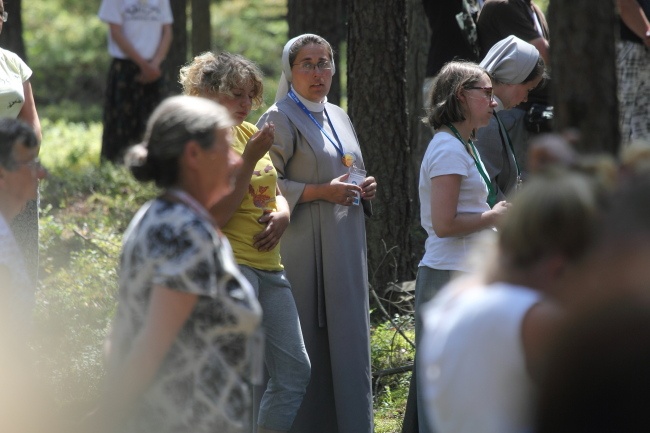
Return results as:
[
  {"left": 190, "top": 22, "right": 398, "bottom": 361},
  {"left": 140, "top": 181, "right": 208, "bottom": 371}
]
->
[
  {"left": 287, "top": 0, "right": 344, "bottom": 104},
  {"left": 349, "top": 0, "right": 420, "bottom": 292},
  {"left": 163, "top": 0, "right": 188, "bottom": 96},
  {"left": 548, "top": 0, "right": 619, "bottom": 154},
  {"left": 191, "top": 0, "right": 211, "bottom": 56},
  {"left": 0, "top": 0, "right": 26, "bottom": 61},
  {"left": 406, "top": 0, "right": 431, "bottom": 267}
]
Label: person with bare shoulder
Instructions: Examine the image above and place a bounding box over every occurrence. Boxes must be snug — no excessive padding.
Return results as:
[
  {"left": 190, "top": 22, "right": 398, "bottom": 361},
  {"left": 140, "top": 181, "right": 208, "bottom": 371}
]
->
[{"left": 419, "top": 170, "right": 601, "bottom": 433}]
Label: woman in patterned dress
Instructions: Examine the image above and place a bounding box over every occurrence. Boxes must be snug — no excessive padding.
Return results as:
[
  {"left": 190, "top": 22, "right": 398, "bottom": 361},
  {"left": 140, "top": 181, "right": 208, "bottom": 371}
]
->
[{"left": 87, "top": 95, "right": 263, "bottom": 433}]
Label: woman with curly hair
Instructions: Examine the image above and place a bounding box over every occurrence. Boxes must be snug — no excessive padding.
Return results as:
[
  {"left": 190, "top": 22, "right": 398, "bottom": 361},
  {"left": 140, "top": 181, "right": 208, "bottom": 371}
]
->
[{"left": 180, "top": 52, "right": 310, "bottom": 433}]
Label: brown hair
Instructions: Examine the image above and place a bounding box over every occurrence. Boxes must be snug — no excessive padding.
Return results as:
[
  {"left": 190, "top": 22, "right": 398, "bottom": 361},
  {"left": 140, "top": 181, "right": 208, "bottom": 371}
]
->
[
  {"left": 179, "top": 51, "right": 265, "bottom": 109},
  {"left": 423, "top": 61, "right": 489, "bottom": 130},
  {"left": 498, "top": 169, "right": 599, "bottom": 269}
]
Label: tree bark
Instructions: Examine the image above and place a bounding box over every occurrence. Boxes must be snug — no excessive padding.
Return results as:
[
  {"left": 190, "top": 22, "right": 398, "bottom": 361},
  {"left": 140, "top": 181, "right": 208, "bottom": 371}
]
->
[
  {"left": 548, "top": 0, "right": 619, "bottom": 154},
  {"left": 0, "top": 0, "right": 26, "bottom": 61},
  {"left": 406, "top": 0, "right": 431, "bottom": 266},
  {"left": 287, "top": 0, "right": 344, "bottom": 104},
  {"left": 163, "top": 0, "right": 188, "bottom": 96},
  {"left": 191, "top": 0, "right": 211, "bottom": 56},
  {"left": 349, "top": 0, "right": 420, "bottom": 292}
]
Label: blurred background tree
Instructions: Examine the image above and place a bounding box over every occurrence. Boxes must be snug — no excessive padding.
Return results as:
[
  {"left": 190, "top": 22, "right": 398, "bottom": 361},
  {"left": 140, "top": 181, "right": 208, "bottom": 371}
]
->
[
  {"left": 287, "top": 0, "right": 346, "bottom": 104},
  {"left": 549, "top": 0, "right": 619, "bottom": 154},
  {"left": 0, "top": 0, "right": 26, "bottom": 60}
]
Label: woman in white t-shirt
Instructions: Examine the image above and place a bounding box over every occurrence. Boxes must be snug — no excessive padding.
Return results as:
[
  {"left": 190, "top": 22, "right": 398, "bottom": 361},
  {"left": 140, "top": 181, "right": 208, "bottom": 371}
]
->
[
  {"left": 0, "top": 0, "right": 43, "bottom": 296},
  {"left": 409, "top": 60, "right": 509, "bottom": 432}
]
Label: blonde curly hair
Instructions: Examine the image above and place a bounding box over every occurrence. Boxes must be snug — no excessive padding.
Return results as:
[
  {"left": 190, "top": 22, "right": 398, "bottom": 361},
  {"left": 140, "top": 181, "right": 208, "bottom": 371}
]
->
[{"left": 179, "top": 51, "right": 264, "bottom": 109}]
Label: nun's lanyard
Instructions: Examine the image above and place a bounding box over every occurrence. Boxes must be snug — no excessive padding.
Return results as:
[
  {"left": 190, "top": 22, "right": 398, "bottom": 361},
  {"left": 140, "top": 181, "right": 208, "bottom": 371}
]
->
[
  {"left": 288, "top": 89, "right": 349, "bottom": 165},
  {"left": 445, "top": 123, "right": 497, "bottom": 208},
  {"left": 493, "top": 112, "right": 522, "bottom": 183}
]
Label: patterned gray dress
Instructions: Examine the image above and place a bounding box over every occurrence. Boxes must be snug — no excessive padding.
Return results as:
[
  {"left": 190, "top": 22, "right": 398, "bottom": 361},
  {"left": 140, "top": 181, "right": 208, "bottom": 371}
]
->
[{"left": 108, "top": 198, "right": 262, "bottom": 433}]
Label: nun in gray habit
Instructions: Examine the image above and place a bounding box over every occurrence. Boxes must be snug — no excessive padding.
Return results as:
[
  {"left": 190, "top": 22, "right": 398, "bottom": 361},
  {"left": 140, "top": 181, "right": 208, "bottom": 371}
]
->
[
  {"left": 476, "top": 35, "right": 546, "bottom": 199},
  {"left": 256, "top": 33, "right": 377, "bottom": 433}
]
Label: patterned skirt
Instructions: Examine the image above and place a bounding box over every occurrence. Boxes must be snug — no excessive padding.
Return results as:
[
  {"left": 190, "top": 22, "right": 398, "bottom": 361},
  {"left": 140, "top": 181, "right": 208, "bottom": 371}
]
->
[{"left": 101, "top": 58, "right": 166, "bottom": 163}]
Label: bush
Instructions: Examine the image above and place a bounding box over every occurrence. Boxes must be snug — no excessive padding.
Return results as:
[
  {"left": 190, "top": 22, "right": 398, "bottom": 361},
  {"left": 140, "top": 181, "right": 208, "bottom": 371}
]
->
[
  {"left": 372, "top": 314, "right": 415, "bottom": 433},
  {"left": 35, "top": 121, "right": 158, "bottom": 407},
  {"left": 25, "top": 2, "right": 108, "bottom": 121}
]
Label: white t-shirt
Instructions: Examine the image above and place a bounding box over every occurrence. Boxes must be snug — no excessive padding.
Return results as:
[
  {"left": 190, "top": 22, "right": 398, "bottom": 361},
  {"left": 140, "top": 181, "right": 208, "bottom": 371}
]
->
[
  {"left": 98, "top": 0, "right": 173, "bottom": 60},
  {"left": 419, "top": 282, "right": 542, "bottom": 433},
  {"left": 418, "top": 131, "right": 491, "bottom": 271},
  {"left": 0, "top": 48, "right": 31, "bottom": 119}
]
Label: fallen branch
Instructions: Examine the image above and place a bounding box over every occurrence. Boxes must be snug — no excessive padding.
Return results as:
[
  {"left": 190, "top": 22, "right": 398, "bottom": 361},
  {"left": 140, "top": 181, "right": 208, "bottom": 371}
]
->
[{"left": 372, "top": 363, "right": 413, "bottom": 379}]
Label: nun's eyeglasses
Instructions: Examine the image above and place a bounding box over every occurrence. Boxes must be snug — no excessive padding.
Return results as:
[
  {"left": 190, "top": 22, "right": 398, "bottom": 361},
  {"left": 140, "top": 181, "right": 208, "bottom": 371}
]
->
[{"left": 293, "top": 60, "right": 332, "bottom": 73}]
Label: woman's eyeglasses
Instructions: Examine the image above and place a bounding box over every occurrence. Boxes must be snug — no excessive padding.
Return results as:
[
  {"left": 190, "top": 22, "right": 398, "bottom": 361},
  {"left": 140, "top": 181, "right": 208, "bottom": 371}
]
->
[{"left": 465, "top": 86, "right": 494, "bottom": 101}]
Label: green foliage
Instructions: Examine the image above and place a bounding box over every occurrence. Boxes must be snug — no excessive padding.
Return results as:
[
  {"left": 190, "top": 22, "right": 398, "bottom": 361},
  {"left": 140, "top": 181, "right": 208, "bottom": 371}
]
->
[
  {"left": 371, "top": 315, "right": 415, "bottom": 433},
  {"left": 34, "top": 229, "right": 118, "bottom": 404},
  {"left": 211, "top": 0, "right": 287, "bottom": 120},
  {"left": 40, "top": 118, "right": 102, "bottom": 170},
  {"left": 537, "top": 0, "right": 549, "bottom": 13},
  {"left": 33, "top": 119, "right": 158, "bottom": 406},
  {"left": 35, "top": 158, "right": 158, "bottom": 404},
  {"left": 35, "top": 163, "right": 158, "bottom": 406},
  {"left": 25, "top": 2, "right": 108, "bottom": 121}
]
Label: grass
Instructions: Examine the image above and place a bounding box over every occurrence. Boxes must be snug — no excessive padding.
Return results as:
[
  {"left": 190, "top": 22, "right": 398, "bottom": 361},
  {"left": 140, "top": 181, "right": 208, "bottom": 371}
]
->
[
  {"left": 35, "top": 120, "right": 158, "bottom": 407},
  {"left": 372, "top": 314, "right": 414, "bottom": 433}
]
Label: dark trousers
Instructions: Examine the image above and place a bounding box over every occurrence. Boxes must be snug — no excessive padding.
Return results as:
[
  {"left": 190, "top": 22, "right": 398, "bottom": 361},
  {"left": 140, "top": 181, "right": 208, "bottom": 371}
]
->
[
  {"left": 101, "top": 58, "right": 165, "bottom": 163},
  {"left": 402, "top": 267, "right": 454, "bottom": 433}
]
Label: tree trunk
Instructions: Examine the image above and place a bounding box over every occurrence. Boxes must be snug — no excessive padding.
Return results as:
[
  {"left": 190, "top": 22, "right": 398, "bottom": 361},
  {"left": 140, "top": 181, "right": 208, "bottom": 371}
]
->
[
  {"left": 406, "top": 0, "right": 431, "bottom": 267},
  {"left": 287, "top": 0, "right": 344, "bottom": 105},
  {"left": 0, "top": 0, "right": 26, "bottom": 61},
  {"left": 163, "top": 0, "right": 188, "bottom": 96},
  {"left": 548, "top": 0, "right": 619, "bottom": 154},
  {"left": 191, "top": 0, "right": 211, "bottom": 56},
  {"left": 349, "top": 0, "right": 420, "bottom": 292}
]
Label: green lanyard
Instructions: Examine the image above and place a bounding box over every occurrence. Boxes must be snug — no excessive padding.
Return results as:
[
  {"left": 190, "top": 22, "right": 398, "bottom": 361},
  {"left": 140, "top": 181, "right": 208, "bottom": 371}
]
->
[{"left": 445, "top": 123, "right": 497, "bottom": 208}]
